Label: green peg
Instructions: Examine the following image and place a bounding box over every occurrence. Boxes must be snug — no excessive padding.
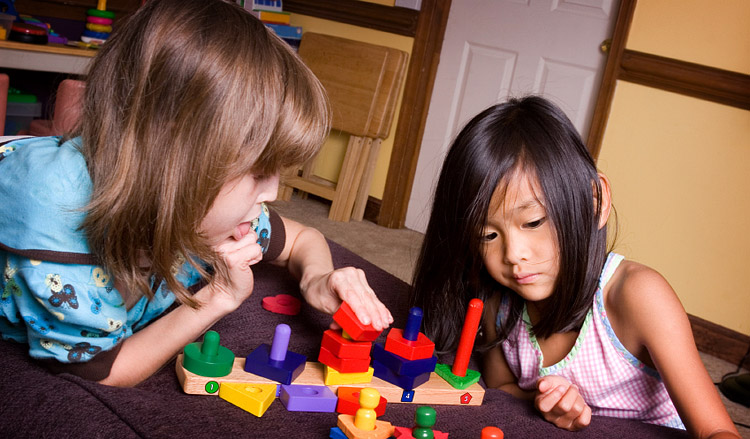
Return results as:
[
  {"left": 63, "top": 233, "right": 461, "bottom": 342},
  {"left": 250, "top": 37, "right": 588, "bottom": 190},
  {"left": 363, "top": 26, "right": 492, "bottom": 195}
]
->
[
  {"left": 412, "top": 406, "right": 436, "bottom": 439},
  {"left": 182, "top": 330, "right": 235, "bottom": 377}
]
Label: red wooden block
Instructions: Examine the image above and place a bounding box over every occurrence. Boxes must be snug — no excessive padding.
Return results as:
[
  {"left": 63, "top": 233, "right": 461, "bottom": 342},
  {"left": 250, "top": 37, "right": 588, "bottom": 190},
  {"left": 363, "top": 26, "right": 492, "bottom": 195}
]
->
[
  {"left": 336, "top": 387, "right": 387, "bottom": 417},
  {"left": 321, "top": 329, "right": 372, "bottom": 360},
  {"left": 261, "top": 294, "right": 301, "bottom": 315},
  {"left": 393, "top": 427, "right": 448, "bottom": 438},
  {"left": 333, "top": 302, "right": 382, "bottom": 342},
  {"left": 384, "top": 328, "right": 435, "bottom": 361},
  {"left": 319, "top": 345, "right": 371, "bottom": 373}
]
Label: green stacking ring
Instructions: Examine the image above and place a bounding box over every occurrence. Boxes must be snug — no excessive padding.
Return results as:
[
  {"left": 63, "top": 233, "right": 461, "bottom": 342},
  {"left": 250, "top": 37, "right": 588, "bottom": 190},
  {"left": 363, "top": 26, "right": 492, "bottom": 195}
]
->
[{"left": 87, "top": 9, "right": 116, "bottom": 19}]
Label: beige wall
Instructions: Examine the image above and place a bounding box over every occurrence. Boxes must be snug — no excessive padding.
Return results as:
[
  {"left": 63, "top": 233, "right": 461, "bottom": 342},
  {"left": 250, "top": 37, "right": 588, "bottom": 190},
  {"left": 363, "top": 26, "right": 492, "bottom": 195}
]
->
[
  {"left": 288, "top": 14, "right": 413, "bottom": 200},
  {"left": 597, "top": 0, "right": 750, "bottom": 335}
]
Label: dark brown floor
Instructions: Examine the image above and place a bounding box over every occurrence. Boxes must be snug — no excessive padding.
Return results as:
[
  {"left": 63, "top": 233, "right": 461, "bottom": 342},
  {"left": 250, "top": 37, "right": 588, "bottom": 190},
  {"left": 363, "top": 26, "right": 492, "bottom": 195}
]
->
[{"left": 271, "top": 193, "right": 749, "bottom": 437}]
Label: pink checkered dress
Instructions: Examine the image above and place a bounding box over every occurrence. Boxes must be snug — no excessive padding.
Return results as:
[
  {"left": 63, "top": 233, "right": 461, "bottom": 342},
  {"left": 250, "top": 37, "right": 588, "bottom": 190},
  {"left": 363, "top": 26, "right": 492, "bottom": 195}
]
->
[{"left": 498, "top": 253, "right": 685, "bottom": 429}]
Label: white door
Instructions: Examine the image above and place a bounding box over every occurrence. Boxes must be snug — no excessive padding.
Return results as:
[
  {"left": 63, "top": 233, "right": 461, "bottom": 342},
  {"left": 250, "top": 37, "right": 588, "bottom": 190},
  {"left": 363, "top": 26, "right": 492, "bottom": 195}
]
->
[{"left": 406, "top": 0, "right": 619, "bottom": 233}]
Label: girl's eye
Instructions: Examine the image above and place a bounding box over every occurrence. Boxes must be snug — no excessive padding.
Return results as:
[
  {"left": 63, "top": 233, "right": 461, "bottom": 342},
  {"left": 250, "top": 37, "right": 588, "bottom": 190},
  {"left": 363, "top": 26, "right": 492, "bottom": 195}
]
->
[
  {"left": 482, "top": 232, "right": 498, "bottom": 241},
  {"left": 525, "top": 217, "right": 546, "bottom": 229}
]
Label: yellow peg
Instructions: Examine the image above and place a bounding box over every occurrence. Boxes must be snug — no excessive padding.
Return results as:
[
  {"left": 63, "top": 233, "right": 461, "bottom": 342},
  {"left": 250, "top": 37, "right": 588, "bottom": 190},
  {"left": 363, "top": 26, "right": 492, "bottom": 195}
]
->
[{"left": 353, "top": 387, "right": 380, "bottom": 431}]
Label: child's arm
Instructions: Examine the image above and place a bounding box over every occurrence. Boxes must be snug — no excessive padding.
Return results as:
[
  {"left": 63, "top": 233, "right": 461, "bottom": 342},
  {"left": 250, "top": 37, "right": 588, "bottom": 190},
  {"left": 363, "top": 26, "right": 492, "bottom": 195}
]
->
[
  {"left": 482, "top": 294, "right": 592, "bottom": 430},
  {"left": 269, "top": 216, "right": 393, "bottom": 331},
  {"left": 101, "top": 227, "right": 268, "bottom": 386},
  {"left": 610, "top": 263, "right": 740, "bottom": 439}
]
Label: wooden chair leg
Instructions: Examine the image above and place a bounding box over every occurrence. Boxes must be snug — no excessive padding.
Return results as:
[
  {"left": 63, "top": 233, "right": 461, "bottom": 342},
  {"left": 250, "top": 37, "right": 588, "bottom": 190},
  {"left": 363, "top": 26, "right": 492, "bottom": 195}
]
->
[
  {"left": 350, "top": 138, "right": 382, "bottom": 221},
  {"left": 329, "top": 136, "right": 368, "bottom": 222}
]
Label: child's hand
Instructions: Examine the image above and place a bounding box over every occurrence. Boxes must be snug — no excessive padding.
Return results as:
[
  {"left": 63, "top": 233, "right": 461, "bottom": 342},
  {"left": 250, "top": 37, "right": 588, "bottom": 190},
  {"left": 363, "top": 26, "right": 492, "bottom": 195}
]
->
[
  {"left": 535, "top": 375, "right": 592, "bottom": 431},
  {"left": 209, "top": 229, "right": 264, "bottom": 310},
  {"left": 301, "top": 267, "right": 393, "bottom": 331}
]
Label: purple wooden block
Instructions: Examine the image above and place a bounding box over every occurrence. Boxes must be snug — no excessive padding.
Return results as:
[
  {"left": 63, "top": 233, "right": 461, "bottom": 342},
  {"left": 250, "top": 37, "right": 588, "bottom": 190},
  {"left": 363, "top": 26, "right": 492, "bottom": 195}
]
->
[{"left": 279, "top": 384, "right": 337, "bottom": 412}]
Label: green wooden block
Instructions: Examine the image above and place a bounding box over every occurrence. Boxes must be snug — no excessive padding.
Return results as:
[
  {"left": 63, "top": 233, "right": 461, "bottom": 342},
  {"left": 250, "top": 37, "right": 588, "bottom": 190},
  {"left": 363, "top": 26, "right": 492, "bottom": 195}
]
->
[{"left": 434, "top": 363, "right": 481, "bottom": 390}]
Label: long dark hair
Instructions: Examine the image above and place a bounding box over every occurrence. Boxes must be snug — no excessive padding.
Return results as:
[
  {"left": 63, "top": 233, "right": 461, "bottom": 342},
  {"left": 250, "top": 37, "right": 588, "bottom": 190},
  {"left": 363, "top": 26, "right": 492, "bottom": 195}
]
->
[{"left": 410, "top": 96, "right": 609, "bottom": 352}]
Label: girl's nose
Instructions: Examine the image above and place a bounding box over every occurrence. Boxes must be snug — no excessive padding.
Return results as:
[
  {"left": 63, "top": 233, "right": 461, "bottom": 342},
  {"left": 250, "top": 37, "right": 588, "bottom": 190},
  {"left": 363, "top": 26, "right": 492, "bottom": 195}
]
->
[{"left": 503, "top": 233, "right": 527, "bottom": 265}]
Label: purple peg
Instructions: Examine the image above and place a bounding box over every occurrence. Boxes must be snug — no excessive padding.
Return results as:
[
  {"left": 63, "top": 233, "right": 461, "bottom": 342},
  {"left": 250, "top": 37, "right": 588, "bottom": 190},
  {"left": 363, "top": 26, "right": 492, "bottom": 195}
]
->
[{"left": 270, "top": 323, "right": 291, "bottom": 362}]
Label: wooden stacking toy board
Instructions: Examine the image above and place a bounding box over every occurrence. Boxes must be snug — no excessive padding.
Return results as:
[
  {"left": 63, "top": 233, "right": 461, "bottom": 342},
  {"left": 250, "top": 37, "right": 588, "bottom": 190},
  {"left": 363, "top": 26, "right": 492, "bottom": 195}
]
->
[{"left": 176, "top": 355, "right": 484, "bottom": 406}]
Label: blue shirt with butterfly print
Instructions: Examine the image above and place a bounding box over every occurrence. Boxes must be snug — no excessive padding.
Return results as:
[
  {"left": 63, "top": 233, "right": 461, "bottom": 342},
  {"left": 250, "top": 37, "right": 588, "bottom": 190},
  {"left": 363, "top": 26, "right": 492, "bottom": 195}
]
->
[{"left": 0, "top": 136, "right": 273, "bottom": 366}]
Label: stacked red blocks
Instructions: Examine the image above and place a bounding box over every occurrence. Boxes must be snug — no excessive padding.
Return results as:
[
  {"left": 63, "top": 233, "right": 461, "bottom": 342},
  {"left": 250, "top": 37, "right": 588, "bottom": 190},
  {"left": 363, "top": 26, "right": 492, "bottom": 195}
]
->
[
  {"left": 319, "top": 302, "right": 382, "bottom": 376},
  {"left": 372, "top": 307, "right": 437, "bottom": 391}
]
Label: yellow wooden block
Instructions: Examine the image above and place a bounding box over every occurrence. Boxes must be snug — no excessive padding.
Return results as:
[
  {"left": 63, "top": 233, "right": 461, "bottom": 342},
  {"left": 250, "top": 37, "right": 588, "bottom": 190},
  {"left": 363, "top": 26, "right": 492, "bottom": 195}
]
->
[
  {"left": 338, "top": 414, "right": 394, "bottom": 439},
  {"left": 219, "top": 382, "right": 277, "bottom": 417},
  {"left": 324, "top": 365, "right": 374, "bottom": 386}
]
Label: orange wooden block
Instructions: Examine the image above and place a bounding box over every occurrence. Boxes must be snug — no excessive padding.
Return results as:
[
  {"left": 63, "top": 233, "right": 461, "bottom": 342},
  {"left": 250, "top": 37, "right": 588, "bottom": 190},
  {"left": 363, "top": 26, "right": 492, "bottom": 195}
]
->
[
  {"left": 336, "top": 387, "right": 387, "bottom": 416},
  {"left": 319, "top": 345, "right": 371, "bottom": 373},
  {"left": 384, "top": 328, "right": 435, "bottom": 361},
  {"left": 321, "top": 329, "right": 372, "bottom": 359},
  {"left": 338, "top": 414, "right": 394, "bottom": 439},
  {"left": 333, "top": 302, "right": 382, "bottom": 342}
]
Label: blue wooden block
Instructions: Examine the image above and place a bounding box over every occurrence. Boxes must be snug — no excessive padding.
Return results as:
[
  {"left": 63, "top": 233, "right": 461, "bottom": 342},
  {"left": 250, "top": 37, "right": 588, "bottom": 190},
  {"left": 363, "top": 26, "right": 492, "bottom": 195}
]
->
[
  {"left": 280, "top": 384, "right": 337, "bottom": 412},
  {"left": 244, "top": 343, "right": 306, "bottom": 385},
  {"left": 372, "top": 343, "right": 437, "bottom": 376},
  {"left": 329, "top": 427, "right": 348, "bottom": 439},
  {"left": 372, "top": 358, "right": 431, "bottom": 391}
]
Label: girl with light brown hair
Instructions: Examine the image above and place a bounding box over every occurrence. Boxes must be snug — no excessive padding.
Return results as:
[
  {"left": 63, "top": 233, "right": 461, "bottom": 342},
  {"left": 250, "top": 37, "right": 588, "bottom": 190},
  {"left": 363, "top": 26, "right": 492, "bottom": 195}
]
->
[{"left": 0, "top": 0, "right": 392, "bottom": 387}]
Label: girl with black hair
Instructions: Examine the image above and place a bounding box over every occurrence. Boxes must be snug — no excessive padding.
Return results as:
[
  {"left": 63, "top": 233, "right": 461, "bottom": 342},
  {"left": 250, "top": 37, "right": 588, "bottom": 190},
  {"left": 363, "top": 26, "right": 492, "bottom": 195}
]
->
[{"left": 411, "top": 96, "right": 738, "bottom": 437}]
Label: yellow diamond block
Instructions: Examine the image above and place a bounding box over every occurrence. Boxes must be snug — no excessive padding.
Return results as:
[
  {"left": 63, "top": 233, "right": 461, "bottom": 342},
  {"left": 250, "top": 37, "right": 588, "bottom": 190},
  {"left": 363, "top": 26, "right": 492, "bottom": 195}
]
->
[
  {"left": 324, "top": 365, "right": 374, "bottom": 386},
  {"left": 219, "top": 382, "right": 277, "bottom": 417}
]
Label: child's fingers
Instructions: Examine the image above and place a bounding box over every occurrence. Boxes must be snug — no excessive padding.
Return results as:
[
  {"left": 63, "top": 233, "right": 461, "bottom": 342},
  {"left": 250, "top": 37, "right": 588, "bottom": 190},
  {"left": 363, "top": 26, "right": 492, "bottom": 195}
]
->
[
  {"left": 535, "top": 384, "right": 565, "bottom": 413},
  {"left": 537, "top": 383, "right": 590, "bottom": 431},
  {"left": 572, "top": 405, "right": 592, "bottom": 430},
  {"left": 329, "top": 268, "right": 392, "bottom": 330}
]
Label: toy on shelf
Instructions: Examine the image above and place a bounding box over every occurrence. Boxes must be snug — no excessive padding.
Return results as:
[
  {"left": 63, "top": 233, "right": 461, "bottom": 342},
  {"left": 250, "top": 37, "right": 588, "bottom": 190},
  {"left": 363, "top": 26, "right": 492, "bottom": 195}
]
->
[
  {"left": 372, "top": 307, "right": 437, "bottom": 393},
  {"left": 435, "top": 299, "right": 484, "bottom": 390},
  {"left": 337, "top": 387, "right": 394, "bottom": 439},
  {"left": 244, "top": 323, "right": 306, "bottom": 385},
  {"left": 81, "top": 0, "right": 115, "bottom": 45},
  {"left": 393, "top": 406, "right": 449, "bottom": 439}
]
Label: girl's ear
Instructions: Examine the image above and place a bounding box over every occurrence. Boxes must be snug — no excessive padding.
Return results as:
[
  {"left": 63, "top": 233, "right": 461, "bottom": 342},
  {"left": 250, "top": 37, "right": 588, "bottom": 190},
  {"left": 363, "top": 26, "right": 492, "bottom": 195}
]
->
[{"left": 596, "top": 173, "right": 612, "bottom": 229}]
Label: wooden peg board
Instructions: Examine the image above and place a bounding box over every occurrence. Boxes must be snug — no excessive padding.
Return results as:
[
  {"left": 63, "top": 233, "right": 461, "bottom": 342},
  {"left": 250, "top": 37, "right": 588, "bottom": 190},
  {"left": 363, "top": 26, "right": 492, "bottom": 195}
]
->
[{"left": 176, "top": 355, "right": 484, "bottom": 406}]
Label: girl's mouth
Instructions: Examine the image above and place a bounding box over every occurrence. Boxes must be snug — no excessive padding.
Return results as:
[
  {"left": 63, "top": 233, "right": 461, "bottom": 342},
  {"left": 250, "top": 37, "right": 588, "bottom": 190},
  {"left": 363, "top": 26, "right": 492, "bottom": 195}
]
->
[{"left": 514, "top": 273, "right": 539, "bottom": 284}]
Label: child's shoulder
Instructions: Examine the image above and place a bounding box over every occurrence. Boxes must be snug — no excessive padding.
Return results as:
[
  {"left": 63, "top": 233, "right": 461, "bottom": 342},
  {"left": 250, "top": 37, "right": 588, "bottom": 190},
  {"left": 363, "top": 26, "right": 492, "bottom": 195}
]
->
[
  {"left": 606, "top": 259, "right": 673, "bottom": 303},
  {"left": 605, "top": 258, "right": 681, "bottom": 325}
]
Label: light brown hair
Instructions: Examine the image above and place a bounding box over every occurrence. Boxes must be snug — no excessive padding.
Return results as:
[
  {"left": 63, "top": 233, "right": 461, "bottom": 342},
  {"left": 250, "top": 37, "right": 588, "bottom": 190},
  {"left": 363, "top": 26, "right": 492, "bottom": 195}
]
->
[{"left": 76, "top": 0, "right": 329, "bottom": 306}]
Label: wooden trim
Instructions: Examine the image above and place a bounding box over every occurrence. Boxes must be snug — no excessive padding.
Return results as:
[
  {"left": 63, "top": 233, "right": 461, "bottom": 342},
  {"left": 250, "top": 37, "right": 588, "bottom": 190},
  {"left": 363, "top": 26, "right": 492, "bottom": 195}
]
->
[
  {"left": 586, "top": 0, "right": 636, "bottom": 160},
  {"left": 378, "top": 0, "right": 452, "bottom": 228},
  {"left": 284, "top": 0, "right": 419, "bottom": 37},
  {"left": 689, "top": 314, "right": 750, "bottom": 370},
  {"left": 620, "top": 50, "right": 750, "bottom": 111}
]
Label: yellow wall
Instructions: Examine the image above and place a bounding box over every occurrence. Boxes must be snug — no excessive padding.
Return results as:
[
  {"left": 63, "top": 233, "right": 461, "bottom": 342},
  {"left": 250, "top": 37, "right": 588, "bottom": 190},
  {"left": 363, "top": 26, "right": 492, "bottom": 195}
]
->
[
  {"left": 288, "top": 14, "right": 413, "bottom": 199},
  {"left": 597, "top": 1, "right": 750, "bottom": 335}
]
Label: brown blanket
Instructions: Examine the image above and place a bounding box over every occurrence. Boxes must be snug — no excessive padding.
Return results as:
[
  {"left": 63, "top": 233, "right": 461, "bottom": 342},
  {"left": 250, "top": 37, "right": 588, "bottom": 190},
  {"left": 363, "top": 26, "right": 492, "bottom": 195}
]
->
[{"left": 0, "top": 240, "right": 689, "bottom": 438}]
